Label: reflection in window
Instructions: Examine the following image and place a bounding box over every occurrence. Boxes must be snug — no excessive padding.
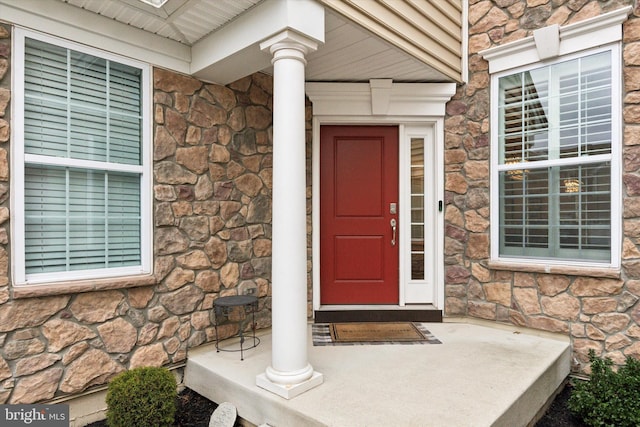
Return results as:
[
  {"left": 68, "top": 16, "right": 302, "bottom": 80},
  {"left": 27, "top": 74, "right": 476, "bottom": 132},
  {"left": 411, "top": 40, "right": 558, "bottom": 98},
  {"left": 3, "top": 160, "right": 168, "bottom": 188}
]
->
[{"left": 411, "top": 138, "right": 425, "bottom": 279}]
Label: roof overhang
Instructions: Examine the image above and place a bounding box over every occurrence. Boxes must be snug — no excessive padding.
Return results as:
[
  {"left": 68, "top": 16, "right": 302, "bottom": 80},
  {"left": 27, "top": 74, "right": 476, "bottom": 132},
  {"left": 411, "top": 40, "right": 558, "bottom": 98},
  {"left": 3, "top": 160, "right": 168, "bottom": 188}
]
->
[
  {"left": 190, "top": 0, "right": 324, "bottom": 85},
  {"left": 0, "top": 0, "right": 462, "bottom": 84}
]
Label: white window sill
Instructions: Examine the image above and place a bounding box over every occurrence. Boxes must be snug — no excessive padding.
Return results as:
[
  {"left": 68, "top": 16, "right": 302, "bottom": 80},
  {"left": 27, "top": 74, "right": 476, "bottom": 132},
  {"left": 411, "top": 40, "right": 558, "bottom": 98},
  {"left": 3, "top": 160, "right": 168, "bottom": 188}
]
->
[
  {"left": 488, "top": 260, "right": 620, "bottom": 279},
  {"left": 12, "top": 274, "right": 157, "bottom": 299}
]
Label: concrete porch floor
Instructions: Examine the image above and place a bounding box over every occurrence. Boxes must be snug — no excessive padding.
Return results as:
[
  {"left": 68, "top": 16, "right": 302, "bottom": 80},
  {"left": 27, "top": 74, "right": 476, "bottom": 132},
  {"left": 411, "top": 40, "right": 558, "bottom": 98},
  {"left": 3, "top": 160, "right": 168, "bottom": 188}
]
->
[{"left": 185, "top": 319, "right": 571, "bottom": 427}]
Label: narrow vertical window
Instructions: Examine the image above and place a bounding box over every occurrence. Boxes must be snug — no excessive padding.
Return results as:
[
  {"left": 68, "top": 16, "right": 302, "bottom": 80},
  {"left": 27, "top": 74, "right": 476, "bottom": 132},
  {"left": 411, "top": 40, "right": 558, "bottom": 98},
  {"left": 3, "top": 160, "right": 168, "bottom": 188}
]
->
[{"left": 411, "top": 138, "right": 425, "bottom": 279}]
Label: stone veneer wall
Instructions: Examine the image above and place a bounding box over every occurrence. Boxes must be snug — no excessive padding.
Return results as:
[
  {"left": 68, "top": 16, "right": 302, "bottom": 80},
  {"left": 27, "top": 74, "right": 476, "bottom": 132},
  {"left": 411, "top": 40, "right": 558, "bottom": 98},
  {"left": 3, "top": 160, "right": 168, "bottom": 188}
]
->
[
  {"left": 0, "top": 22, "right": 313, "bottom": 403},
  {"left": 444, "top": 0, "right": 640, "bottom": 372}
]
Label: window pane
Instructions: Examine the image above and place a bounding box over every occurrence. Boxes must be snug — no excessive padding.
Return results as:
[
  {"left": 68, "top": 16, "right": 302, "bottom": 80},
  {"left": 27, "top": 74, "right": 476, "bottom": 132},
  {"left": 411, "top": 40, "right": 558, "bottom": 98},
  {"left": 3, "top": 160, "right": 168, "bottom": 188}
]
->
[
  {"left": 70, "top": 105, "right": 107, "bottom": 161},
  {"left": 500, "top": 163, "right": 610, "bottom": 261},
  {"left": 109, "top": 61, "right": 143, "bottom": 165},
  {"left": 498, "top": 51, "right": 611, "bottom": 165},
  {"left": 24, "top": 97, "right": 68, "bottom": 157},
  {"left": 558, "top": 163, "right": 610, "bottom": 259},
  {"left": 411, "top": 252, "right": 424, "bottom": 280},
  {"left": 410, "top": 138, "right": 425, "bottom": 280},
  {"left": 110, "top": 62, "right": 142, "bottom": 116},
  {"left": 70, "top": 51, "right": 107, "bottom": 110},
  {"left": 500, "top": 168, "right": 549, "bottom": 254},
  {"left": 499, "top": 70, "right": 550, "bottom": 164},
  {"left": 24, "top": 165, "right": 142, "bottom": 274},
  {"left": 24, "top": 37, "right": 142, "bottom": 165},
  {"left": 558, "top": 55, "right": 612, "bottom": 159},
  {"left": 24, "top": 166, "right": 67, "bottom": 273},
  {"left": 110, "top": 113, "right": 142, "bottom": 164}
]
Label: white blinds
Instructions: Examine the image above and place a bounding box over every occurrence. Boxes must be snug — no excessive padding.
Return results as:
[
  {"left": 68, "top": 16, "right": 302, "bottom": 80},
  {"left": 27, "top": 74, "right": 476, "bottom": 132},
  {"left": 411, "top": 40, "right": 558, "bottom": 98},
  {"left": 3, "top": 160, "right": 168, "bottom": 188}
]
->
[
  {"left": 23, "top": 37, "right": 143, "bottom": 275},
  {"left": 497, "top": 51, "right": 612, "bottom": 262}
]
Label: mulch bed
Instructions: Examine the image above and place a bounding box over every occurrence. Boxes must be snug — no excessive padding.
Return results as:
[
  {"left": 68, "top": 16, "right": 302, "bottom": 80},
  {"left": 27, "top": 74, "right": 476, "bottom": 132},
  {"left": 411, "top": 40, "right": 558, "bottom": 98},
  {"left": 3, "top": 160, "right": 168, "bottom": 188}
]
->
[
  {"left": 535, "top": 382, "right": 587, "bottom": 427},
  {"left": 87, "top": 382, "right": 585, "bottom": 426},
  {"left": 85, "top": 388, "right": 242, "bottom": 427}
]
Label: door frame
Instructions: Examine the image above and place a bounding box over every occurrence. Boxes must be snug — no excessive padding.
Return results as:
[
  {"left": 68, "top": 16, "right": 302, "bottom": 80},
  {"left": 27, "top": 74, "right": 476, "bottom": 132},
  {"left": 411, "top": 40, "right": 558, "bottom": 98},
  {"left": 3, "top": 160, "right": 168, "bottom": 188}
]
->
[{"left": 306, "top": 80, "right": 457, "bottom": 312}]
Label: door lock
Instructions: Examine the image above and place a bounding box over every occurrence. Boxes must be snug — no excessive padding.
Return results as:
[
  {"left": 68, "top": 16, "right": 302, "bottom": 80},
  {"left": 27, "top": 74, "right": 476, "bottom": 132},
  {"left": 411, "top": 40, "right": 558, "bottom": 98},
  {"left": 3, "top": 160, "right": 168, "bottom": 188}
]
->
[{"left": 390, "top": 203, "right": 397, "bottom": 215}]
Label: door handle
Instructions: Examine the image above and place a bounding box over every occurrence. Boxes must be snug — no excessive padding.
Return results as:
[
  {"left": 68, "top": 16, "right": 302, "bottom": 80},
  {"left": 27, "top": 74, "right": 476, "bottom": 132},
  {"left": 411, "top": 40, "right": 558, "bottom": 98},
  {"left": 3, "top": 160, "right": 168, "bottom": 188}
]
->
[{"left": 390, "top": 218, "right": 397, "bottom": 246}]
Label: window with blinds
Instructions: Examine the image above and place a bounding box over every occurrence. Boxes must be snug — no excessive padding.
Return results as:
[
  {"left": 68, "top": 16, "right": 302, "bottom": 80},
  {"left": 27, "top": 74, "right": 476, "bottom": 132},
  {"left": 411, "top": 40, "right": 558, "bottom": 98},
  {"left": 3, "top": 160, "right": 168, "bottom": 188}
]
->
[
  {"left": 496, "top": 50, "right": 613, "bottom": 262},
  {"left": 15, "top": 31, "right": 150, "bottom": 284}
]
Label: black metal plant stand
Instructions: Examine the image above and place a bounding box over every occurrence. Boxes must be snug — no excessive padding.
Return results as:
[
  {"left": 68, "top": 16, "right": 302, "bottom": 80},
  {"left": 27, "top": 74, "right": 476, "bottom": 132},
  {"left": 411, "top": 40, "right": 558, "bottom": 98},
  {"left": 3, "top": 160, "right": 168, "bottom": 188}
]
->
[{"left": 213, "top": 295, "right": 260, "bottom": 360}]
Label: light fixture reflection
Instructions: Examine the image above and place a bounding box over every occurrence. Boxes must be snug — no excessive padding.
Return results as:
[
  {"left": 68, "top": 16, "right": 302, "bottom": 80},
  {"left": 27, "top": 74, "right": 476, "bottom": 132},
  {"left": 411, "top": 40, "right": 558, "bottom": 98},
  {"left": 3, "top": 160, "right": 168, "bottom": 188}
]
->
[
  {"left": 505, "top": 157, "right": 529, "bottom": 181},
  {"left": 563, "top": 178, "right": 581, "bottom": 193}
]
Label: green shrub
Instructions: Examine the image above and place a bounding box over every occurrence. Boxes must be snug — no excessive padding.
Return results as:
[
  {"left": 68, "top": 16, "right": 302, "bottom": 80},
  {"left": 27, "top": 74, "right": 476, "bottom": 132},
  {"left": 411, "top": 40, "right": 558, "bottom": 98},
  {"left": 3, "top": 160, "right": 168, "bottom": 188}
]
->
[
  {"left": 568, "top": 349, "right": 640, "bottom": 427},
  {"left": 106, "top": 366, "right": 177, "bottom": 427}
]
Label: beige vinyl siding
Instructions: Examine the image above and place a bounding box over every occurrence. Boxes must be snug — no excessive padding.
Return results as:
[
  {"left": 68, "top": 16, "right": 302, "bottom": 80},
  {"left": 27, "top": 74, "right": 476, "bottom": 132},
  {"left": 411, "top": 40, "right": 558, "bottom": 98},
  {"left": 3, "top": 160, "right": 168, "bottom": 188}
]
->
[{"left": 318, "top": 0, "right": 462, "bottom": 82}]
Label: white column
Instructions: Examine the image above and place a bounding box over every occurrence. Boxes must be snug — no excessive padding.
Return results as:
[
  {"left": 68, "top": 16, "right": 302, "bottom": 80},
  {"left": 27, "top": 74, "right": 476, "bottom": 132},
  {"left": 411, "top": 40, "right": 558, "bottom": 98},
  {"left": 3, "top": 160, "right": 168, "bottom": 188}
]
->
[{"left": 256, "top": 30, "right": 323, "bottom": 399}]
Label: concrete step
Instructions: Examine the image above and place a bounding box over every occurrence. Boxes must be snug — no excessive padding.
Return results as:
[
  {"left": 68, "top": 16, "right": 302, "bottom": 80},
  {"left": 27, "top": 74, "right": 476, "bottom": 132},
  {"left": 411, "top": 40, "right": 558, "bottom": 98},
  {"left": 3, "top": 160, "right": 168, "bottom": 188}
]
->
[{"left": 185, "top": 320, "right": 571, "bottom": 427}]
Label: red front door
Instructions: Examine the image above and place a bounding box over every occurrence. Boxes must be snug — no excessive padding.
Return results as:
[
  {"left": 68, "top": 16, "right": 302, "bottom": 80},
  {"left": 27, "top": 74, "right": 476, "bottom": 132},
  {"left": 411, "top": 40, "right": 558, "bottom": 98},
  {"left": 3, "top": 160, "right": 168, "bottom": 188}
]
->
[{"left": 320, "top": 126, "right": 399, "bottom": 304}]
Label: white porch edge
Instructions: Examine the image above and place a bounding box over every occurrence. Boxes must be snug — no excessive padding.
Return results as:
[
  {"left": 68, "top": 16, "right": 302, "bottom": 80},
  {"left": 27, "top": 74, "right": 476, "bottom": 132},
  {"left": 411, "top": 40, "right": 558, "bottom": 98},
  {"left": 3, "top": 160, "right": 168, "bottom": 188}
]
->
[{"left": 306, "top": 81, "right": 457, "bottom": 312}]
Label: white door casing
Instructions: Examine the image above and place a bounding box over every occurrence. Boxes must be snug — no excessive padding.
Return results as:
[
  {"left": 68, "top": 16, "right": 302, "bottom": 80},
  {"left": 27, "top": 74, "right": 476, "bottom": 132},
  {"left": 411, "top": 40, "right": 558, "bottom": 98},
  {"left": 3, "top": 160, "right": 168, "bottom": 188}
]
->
[{"left": 306, "top": 80, "right": 456, "bottom": 311}]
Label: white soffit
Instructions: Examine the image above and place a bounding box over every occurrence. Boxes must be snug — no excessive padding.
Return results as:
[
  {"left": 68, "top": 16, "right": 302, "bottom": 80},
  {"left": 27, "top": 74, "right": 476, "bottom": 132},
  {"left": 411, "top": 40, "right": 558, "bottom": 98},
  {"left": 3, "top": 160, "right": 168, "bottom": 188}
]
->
[
  {"left": 480, "top": 5, "right": 632, "bottom": 74},
  {"left": 60, "top": 0, "right": 264, "bottom": 45},
  {"left": 304, "top": 9, "right": 450, "bottom": 83},
  {"left": 0, "top": 0, "right": 192, "bottom": 74},
  {"left": 190, "top": 0, "right": 325, "bottom": 85}
]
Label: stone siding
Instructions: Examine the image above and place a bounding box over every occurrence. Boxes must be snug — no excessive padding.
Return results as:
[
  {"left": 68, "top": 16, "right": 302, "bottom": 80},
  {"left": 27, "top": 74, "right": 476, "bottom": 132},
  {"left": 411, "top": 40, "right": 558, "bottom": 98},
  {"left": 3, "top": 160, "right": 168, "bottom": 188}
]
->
[
  {"left": 0, "top": 21, "right": 311, "bottom": 402},
  {"left": 445, "top": 0, "right": 640, "bottom": 372}
]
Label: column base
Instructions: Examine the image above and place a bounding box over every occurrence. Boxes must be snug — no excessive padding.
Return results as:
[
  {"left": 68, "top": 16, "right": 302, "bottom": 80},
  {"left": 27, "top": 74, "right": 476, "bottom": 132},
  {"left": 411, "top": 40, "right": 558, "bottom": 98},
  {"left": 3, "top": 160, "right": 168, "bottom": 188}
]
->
[{"left": 256, "top": 371, "right": 323, "bottom": 399}]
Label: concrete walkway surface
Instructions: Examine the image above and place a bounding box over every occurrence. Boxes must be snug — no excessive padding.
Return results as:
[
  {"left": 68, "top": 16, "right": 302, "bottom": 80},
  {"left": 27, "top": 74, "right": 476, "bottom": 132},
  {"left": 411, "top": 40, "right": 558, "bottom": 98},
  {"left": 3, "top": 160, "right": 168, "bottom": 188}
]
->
[{"left": 185, "top": 319, "right": 570, "bottom": 427}]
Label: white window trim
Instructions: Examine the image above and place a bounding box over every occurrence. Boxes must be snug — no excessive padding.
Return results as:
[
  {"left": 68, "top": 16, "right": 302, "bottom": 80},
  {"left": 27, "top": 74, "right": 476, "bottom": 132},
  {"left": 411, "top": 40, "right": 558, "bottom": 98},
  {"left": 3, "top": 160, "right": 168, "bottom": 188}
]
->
[
  {"left": 12, "top": 27, "right": 153, "bottom": 286},
  {"left": 400, "top": 125, "right": 437, "bottom": 303},
  {"left": 481, "top": 9, "right": 628, "bottom": 270},
  {"left": 481, "top": 6, "right": 631, "bottom": 74}
]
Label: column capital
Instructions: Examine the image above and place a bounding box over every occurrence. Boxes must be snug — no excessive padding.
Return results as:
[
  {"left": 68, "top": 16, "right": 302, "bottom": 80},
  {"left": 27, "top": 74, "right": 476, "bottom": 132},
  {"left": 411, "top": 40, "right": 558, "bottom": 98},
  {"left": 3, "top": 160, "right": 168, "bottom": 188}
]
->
[{"left": 260, "top": 29, "right": 319, "bottom": 58}]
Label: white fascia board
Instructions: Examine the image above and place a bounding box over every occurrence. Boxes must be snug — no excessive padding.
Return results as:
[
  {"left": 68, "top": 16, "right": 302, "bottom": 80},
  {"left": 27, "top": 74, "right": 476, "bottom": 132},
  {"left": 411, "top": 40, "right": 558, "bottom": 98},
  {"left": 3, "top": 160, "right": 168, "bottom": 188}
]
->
[
  {"left": 0, "top": 0, "right": 190, "bottom": 74},
  {"left": 306, "top": 82, "right": 457, "bottom": 117},
  {"left": 191, "top": 0, "right": 324, "bottom": 85},
  {"left": 480, "top": 5, "right": 631, "bottom": 74},
  {"left": 307, "top": 83, "right": 372, "bottom": 115}
]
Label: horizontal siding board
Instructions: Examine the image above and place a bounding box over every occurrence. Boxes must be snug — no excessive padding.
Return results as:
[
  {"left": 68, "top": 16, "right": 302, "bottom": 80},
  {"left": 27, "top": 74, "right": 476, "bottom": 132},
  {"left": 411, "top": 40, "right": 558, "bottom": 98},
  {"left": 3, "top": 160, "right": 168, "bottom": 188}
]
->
[
  {"left": 318, "top": 0, "right": 462, "bottom": 81},
  {"left": 404, "top": 0, "right": 461, "bottom": 40},
  {"left": 348, "top": 0, "right": 461, "bottom": 66},
  {"left": 425, "top": 0, "right": 462, "bottom": 22},
  {"left": 378, "top": 0, "right": 460, "bottom": 44}
]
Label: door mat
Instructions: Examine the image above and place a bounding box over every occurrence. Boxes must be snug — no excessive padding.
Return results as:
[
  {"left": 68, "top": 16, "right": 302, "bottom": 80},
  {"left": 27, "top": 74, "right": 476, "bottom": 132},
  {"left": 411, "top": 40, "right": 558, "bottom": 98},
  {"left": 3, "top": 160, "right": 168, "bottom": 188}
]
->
[{"left": 312, "top": 322, "right": 441, "bottom": 346}]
